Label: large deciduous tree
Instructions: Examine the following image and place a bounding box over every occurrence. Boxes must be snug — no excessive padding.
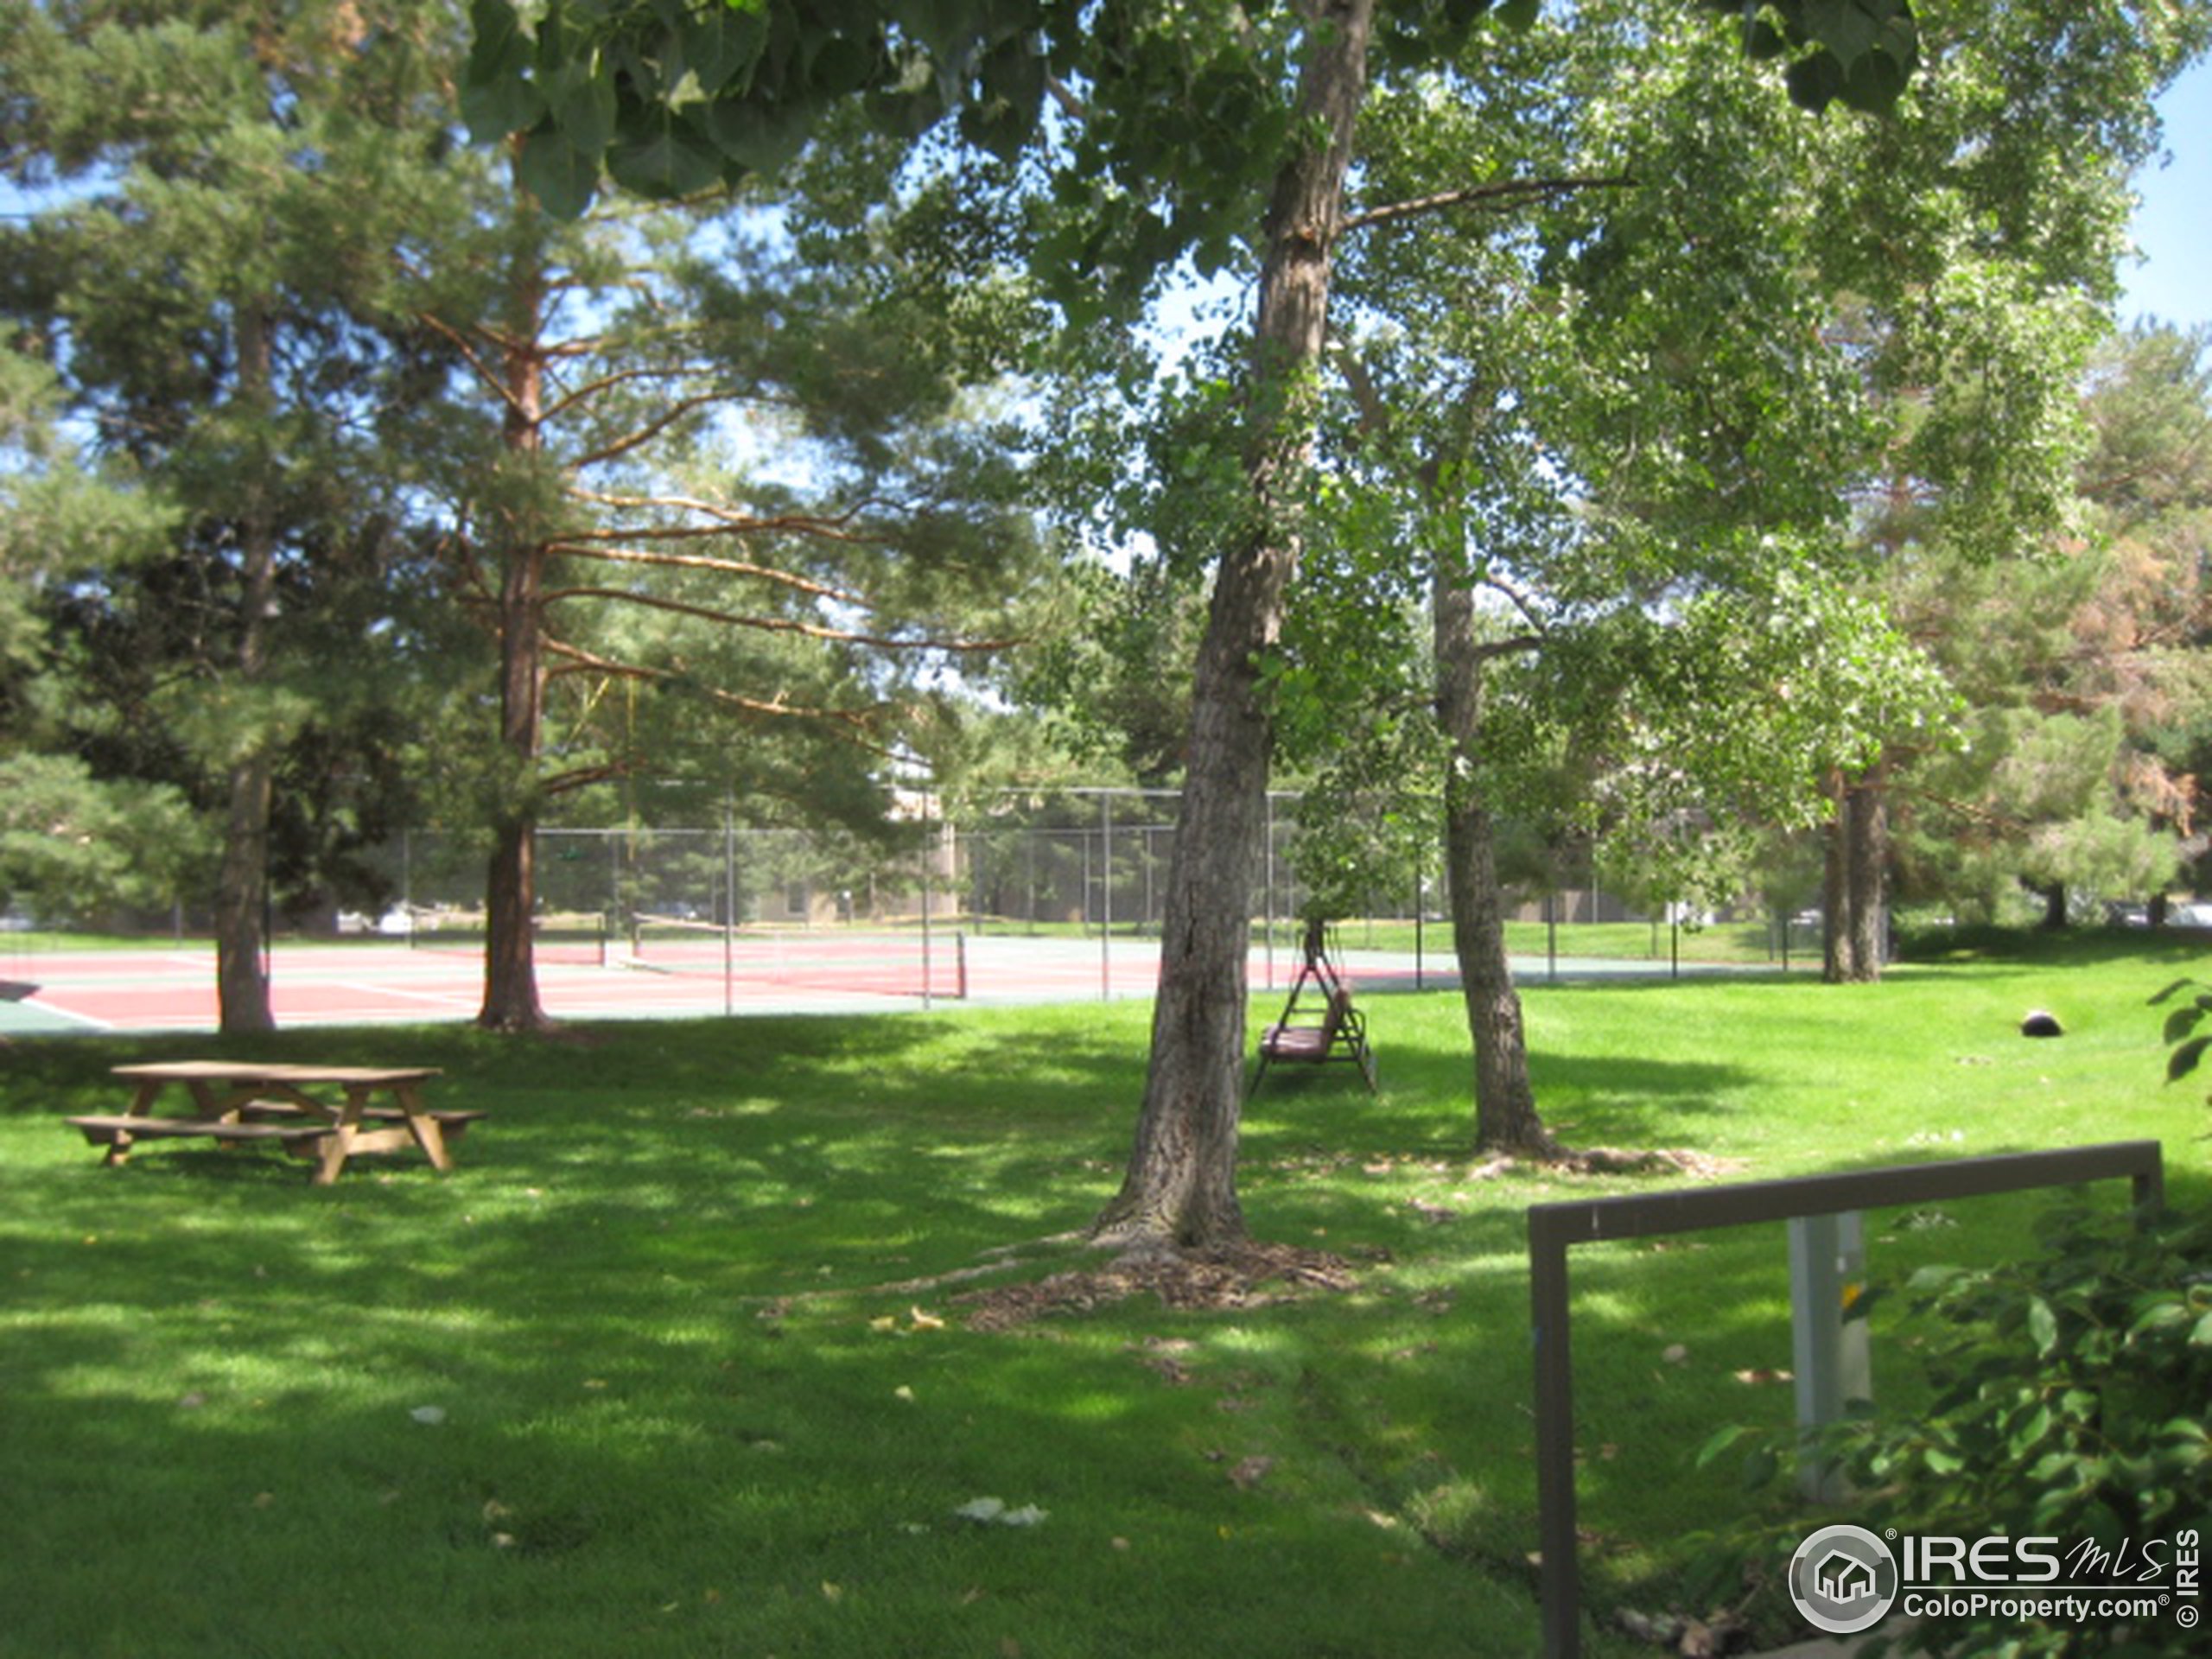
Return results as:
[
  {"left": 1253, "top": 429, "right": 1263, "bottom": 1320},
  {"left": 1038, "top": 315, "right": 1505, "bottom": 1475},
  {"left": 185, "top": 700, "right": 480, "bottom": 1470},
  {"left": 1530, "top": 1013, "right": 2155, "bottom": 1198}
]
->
[
  {"left": 464, "top": 0, "right": 1921, "bottom": 1242},
  {"left": 1291, "top": 0, "right": 2202, "bottom": 1134}
]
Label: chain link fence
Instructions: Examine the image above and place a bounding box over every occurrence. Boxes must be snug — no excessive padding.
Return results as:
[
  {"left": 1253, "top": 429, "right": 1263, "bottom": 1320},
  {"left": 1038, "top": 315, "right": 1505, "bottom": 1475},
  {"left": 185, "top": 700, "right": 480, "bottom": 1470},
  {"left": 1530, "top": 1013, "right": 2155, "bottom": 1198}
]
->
[{"left": 344, "top": 788, "right": 1822, "bottom": 995}]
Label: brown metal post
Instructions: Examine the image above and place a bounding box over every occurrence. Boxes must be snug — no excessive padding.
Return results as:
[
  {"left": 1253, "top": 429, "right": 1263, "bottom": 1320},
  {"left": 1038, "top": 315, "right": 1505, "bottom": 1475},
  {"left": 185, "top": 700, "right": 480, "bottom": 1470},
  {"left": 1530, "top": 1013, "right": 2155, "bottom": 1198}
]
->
[{"left": 1530, "top": 1208, "right": 1580, "bottom": 1658}]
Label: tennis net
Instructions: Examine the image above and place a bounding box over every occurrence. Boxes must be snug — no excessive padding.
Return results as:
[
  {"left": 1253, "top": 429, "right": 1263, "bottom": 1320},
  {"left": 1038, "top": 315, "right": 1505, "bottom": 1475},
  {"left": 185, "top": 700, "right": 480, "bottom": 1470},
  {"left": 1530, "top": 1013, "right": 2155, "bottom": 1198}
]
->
[
  {"left": 622, "top": 913, "right": 964, "bottom": 1000},
  {"left": 404, "top": 909, "right": 610, "bottom": 967}
]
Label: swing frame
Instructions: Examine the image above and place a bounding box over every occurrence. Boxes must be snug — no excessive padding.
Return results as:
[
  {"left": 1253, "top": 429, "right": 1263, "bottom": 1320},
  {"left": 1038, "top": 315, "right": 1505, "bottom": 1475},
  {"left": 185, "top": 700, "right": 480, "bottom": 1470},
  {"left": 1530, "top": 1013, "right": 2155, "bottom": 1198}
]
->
[{"left": 1249, "top": 918, "right": 1378, "bottom": 1096}]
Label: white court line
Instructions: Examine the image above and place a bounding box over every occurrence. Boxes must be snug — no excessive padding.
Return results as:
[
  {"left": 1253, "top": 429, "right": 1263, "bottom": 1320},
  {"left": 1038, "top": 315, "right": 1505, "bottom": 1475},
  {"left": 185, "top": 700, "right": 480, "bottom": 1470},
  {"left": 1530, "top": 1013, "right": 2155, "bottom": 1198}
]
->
[
  {"left": 22, "top": 997, "right": 113, "bottom": 1031},
  {"left": 335, "top": 981, "right": 480, "bottom": 1011}
]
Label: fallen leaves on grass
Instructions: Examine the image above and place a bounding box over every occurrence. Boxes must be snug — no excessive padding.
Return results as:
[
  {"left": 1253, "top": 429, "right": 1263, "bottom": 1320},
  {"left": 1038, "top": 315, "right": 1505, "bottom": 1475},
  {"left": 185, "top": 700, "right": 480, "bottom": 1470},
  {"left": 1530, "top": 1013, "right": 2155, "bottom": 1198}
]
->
[
  {"left": 1463, "top": 1147, "right": 1748, "bottom": 1180},
  {"left": 1616, "top": 1605, "right": 1754, "bottom": 1655},
  {"left": 955, "top": 1240, "right": 1358, "bottom": 1332},
  {"left": 1226, "top": 1455, "right": 1274, "bottom": 1490}
]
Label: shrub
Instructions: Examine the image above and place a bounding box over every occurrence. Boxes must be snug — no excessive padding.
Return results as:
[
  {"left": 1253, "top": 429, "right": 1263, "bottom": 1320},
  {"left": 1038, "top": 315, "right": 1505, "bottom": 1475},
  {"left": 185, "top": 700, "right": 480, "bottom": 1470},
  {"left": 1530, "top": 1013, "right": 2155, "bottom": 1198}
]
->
[{"left": 1702, "top": 1204, "right": 2211, "bottom": 1656}]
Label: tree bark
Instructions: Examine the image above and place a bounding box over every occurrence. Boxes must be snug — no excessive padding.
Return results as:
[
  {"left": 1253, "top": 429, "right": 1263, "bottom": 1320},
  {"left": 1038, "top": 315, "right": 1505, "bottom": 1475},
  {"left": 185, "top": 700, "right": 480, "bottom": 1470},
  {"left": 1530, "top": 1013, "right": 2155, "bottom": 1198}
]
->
[
  {"left": 1434, "top": 577, "right": 1554, "bottom": 1154},
  {"left": 1822, "top": 764, "right": 1888, "bottom": 983},
  {"left": 478, "top": 240, "right": 553, "bottom": 1032},
  {"left": 214, "top": 303, "right": 277, "bottom": 1035},
  {"left": 1091, "top": 0, "right": 1374, "bottom": 1249},
  {"left": 2032, "top": 880, "right": 2068, "bottom": 930},
  {"left": 479, "top": 537, "right": 550, "bottom": 1031},
  {"left": 214, "top": 751, "right": 276, "bottom": 1033}
]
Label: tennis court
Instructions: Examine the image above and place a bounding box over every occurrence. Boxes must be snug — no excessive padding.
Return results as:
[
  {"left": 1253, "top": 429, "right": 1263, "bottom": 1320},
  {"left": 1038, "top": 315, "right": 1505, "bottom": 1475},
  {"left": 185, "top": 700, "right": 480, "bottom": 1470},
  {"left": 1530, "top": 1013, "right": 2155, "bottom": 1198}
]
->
[{"left": 0, "top": 923, "right": 1779, "bottom": 1037}]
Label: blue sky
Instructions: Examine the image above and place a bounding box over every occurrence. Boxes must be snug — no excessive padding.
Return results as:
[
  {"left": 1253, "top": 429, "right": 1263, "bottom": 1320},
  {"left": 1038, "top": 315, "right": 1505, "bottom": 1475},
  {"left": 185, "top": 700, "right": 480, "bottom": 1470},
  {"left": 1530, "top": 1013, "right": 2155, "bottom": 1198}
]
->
[{"left": 2120, "top": 57, "right": 2210, "bottom": 331}]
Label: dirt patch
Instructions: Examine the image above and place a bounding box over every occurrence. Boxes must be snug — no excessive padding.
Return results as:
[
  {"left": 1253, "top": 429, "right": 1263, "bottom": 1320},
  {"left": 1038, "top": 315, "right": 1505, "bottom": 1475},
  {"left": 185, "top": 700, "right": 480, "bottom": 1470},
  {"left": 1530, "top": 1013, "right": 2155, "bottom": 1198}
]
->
[
  {"left": 1464, "top": 1146, "right": 1748, "bottom": 1181},
  {"left": 955, "top": 1239, "right": 1361, "bottom": 1332}
]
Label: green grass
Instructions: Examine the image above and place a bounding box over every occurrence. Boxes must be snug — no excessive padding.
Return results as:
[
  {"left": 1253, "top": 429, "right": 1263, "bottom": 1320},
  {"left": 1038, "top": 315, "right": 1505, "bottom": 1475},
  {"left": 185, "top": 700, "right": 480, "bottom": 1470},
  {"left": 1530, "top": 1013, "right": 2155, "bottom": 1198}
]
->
[{"left": 3, "top": 934, "right": 2207, "bottom": 1657}]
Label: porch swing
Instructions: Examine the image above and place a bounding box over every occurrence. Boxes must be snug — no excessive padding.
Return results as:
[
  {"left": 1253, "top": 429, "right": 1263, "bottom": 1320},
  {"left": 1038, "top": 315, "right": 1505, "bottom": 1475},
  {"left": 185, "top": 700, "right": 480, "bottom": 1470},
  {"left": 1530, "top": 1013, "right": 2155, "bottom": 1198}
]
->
[{"left": 1249, "top": 917, "right": 1378, "bottom": 1097}]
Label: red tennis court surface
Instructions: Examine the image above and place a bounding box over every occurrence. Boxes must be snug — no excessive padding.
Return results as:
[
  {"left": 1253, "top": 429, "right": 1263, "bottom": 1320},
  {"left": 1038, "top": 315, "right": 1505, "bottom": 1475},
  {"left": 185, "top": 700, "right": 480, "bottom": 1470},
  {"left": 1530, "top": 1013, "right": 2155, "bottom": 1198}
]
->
[
  {"left": 0, "top": 935, "right": 1154, "bottom": 1034},
  {"left": 0, "top": 932, "right": 1756, "bottom": 1037}
]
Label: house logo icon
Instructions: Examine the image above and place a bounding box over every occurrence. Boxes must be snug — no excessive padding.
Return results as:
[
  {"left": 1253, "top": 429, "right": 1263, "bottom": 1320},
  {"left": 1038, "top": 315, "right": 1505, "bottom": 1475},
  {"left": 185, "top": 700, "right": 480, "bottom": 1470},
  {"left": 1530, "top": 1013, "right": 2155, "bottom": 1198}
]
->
[
  {"left": 1790, "top": 1523, "right": 1899, "bottom": 1636},
  {"left": 1816, "top": 1551, "right": 1875, "bottom": 1603}
]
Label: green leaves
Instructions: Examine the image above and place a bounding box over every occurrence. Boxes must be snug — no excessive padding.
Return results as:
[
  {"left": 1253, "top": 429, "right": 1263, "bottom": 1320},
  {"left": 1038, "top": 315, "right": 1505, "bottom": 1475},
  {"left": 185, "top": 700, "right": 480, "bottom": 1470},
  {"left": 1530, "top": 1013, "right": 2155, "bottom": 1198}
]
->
[
  {"left": 1694, "top": 0, "right": 1922, "bottom": 114},
  {"left": 606, "top": 105, "right": 725, "bottom": 200},
  {"left": 461, "top": 0, "right": 549, "bottom": 142},
  {"left": 517, "top": 130, "right": 605, "bottom": 219},
  {"left": 1699, "top": 1204, "right": 2212, "bottom": 1658},
  {"left": 2150, "top": 976, "right": 2212, "bottom": 1085},
  {"left": 460, "top": 0, "right": 1050, "bottom": 216}
]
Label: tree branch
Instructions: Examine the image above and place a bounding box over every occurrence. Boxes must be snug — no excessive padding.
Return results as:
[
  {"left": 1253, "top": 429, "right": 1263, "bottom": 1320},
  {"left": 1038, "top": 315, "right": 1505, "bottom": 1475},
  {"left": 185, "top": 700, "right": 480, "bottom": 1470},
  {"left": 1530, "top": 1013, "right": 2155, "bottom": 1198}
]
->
[
  {"left": 1343, "top": 174, "right": 1637, "bottom": 235},
  {"left": 1467, "top": 632, "right": 1544, "bottom": 664},
  {"left": 562, "top": 489, "right": 888, "bottom": 546},
  {"left": 539, "top": 360, "right": 702, "bottom": 421},
  {"left": 541, "top": 586, "right": 1022, "bottom": 653},
  {"left": 415, "top": 309, "right": 531, "bottom": 423},
  {"left": 566, "top": 390, "right": 728, "bottom": 468},
  {"left": 543, "top": 541, "right": 868, "bottom": 606},
  {"left": 542, "top": 639, "right": 899, "bottom": 752}
]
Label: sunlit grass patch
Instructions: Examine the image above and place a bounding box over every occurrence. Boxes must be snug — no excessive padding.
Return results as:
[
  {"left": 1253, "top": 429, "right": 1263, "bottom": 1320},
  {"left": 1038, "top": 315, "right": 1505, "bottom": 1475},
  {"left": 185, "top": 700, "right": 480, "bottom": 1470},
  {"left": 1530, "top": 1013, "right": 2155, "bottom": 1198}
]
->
[{"left": 3, "top": 934, "right": 2206, "bottom": 1655}]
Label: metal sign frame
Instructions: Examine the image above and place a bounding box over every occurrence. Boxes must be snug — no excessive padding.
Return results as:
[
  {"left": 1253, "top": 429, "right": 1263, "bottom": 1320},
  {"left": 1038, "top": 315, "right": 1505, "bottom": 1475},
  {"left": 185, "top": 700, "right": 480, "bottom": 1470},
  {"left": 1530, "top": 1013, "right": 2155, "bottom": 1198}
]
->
[{"left": 1527, "top": 1141, "right": 2167, "bottom": 1658}]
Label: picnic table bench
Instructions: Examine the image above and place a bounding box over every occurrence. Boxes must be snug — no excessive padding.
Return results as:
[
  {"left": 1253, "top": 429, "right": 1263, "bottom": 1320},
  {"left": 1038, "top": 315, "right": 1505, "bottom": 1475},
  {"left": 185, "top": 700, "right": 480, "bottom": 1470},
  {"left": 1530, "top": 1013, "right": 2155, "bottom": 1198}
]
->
[{"left": 66, "top": 1061, "right": 478, "bottom": 1185}]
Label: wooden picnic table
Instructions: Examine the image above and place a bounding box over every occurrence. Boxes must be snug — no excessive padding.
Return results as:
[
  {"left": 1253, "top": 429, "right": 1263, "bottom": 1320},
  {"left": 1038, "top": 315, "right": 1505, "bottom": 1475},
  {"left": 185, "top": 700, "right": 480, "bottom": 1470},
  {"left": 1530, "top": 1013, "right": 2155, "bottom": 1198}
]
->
[{"left": 66, "top": 1060, "right": 478, "bottom": 1185}]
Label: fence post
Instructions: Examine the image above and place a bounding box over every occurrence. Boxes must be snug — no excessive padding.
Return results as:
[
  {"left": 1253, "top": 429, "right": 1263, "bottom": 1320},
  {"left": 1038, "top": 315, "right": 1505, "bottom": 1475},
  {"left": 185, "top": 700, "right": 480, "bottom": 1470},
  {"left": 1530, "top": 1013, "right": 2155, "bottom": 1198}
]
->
[
  {"left": 1788, "top": 1209, "right": 1870, "bottom": 1501},
  {"left": 1100, "top": 791, "right": 1112, "bottom": 1001}
]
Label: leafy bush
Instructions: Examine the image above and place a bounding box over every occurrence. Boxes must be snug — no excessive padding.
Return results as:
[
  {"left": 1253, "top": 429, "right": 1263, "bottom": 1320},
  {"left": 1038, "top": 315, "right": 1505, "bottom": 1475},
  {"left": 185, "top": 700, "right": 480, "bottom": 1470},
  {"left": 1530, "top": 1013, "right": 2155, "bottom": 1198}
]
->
[{"left": 1700, "top": 1204, "right": 2212, "bottom": 1656}]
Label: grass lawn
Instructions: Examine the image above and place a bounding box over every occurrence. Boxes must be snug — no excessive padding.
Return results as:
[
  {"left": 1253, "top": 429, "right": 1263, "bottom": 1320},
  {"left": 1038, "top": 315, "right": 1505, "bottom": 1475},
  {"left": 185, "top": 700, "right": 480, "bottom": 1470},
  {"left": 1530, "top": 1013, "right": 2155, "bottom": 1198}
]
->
[{"left": 3, "top": 933, "right": 2206, "bottom": 1657}]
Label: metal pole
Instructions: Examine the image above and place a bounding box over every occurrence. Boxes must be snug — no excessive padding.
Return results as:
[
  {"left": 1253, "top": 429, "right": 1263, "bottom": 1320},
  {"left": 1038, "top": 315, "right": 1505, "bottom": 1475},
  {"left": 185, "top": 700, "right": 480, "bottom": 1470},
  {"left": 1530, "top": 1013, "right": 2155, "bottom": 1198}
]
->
[
  {"left": 1100, "top": 791, "right": 1112, "bottom": 1001},
  {"left": 1262, "top": 793, "right": 1277, "bottom": 991},
  {"left": 1530, "top": 1212, "right": 1580, "bottom": 1659},
  {"left": 722, "top": 796, "right": 735, "bottom": 1018},
  {"left": 1414, "top": 866, "right": 1425, "bottom": 991},
  {"left": 1789, "top": 1210, "right": 1871, "bottom": 1502},
  {"left": 922, "top": 797, "right": 935, "bottom": 1011}
]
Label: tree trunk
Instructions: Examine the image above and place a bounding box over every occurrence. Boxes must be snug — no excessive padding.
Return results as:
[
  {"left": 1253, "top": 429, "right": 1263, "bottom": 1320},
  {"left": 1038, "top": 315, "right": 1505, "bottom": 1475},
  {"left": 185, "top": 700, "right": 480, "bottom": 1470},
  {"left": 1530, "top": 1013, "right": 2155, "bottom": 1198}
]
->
[
  {"left": 478, "top": 538, "right": 550, "bottom": 1031},
  {"left": 1822, "top": 765, "right": 1887, "bottom": 983},
  {"left": 1434, "top": 577, "right": 1554, "bottom": 1154},
  {"left": 478, "top": 241, "right": 552, "bottom": 1032},
  {"left": 2032, "top": 880, "right": 2068, "bottom": 930},
  {"left": 214, "top": 304, "right": 277, "bottom": 1035},
  {"left": 1821, "top": 771, "right": 1852, "bottom": 979},
  {"left": 214, "top": 751, "right": 276, "bottom": 1033},
  {"left": 1091, "top": 0, "right": 1374, "bottom": 1249},
  {"left": 1847, "top": 770, "right": 1888, "bottom": 974}
]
